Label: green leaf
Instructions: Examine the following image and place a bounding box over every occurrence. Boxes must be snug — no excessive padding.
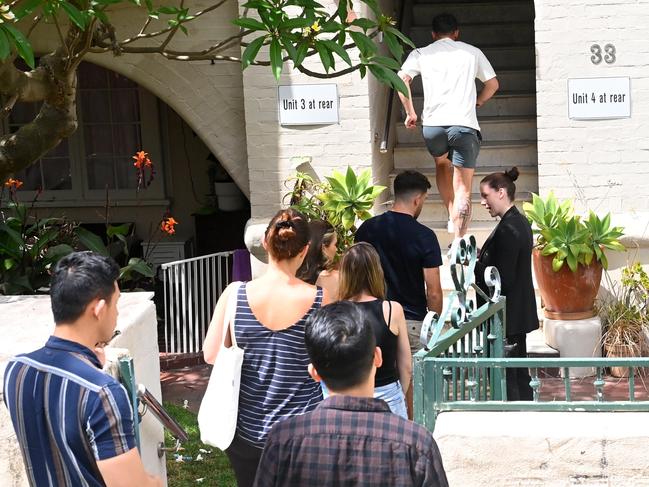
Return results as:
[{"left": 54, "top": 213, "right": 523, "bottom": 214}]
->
[
  {"left": 383, "top": 25, "right": 415, "bottom": 48},
  {"left": 341, "top": 210, "right": 355, "bottom": 230},
  {"left": 232, "top": 17, "right": 267, "bottom": 30},
  {"left": 4, "top": 24, "right": 35, "bottom": 68},
  {"left": 120, "top": 257, "right": 154, "bottom": 280},
  {"left": 0, "top": 29, "right": 10, "bottom": 62},
  {"left": 44, "top": 244, "right": 74, "bottom": 264},
  {"left": 241, "top": 35, "right": 266, "bottom": 70},
  {"left": 280, "top": 17, "right": 314, "bottom": 30},
  {"left": 269, "top": 38, "right": 283, "bottom": 80},
  {"left": 12, "top": 0, "right": 43, "bottom": 18},
  {"left": 350, "top": 18, "right": 376, "bottom": 30},
  {"left": 61, "top": 1, "right": 88, "bottom": 29},
  {"left": 74, "top": 227, "right": 109, "bottom": 256},
  {"left": 383, "top": 31, "right": 403, "bottom": 62},
  {"left": 370, "top": 54, "right": 401, "bottom": 70},
  {"left": 345, "top": 166, "right": 357, "bottom": 193},
  {"left": 3, "top": 258, "right": 15, "bottom": 271},
  {"left": 294, "top": 41, "right": 309, "bottom": 67},
  {"left": 315, "top": 41, "right": 334, "bottom": 72},
  {"left": 368, "top": 63, "right": 408, "bottom": 96},
  {"left": 321, "top": 39, "right": 351, "bottom": 66},
  {"left": 552, "top": 256, "right": 564, "bottom": 272},
  {"left": 349, "top": 31, "right": 377, "bottom": 56},
  {"left": 281, "top": 37, "right": 298, "bottom": 63}
]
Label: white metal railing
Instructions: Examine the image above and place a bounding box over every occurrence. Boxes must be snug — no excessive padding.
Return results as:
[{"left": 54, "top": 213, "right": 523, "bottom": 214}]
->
[{"left": 161, "top": 251, "right": 234, "bottom": 354}]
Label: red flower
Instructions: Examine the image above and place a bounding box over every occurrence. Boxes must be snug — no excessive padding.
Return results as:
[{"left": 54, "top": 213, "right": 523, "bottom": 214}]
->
[
  {"left": 4, "top": 178, "right": 23, "bottom": 190},
  {"left": 161, "top": 216, "right": 178, "bottom": 235},
  {"left": 133, "top": 151, "right": 152, "bottom": 169}
]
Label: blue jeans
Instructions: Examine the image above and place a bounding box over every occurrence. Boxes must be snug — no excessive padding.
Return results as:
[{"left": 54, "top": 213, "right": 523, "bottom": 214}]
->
[{"left": 321, "top": 380, "right": 407, "bottom": 419}]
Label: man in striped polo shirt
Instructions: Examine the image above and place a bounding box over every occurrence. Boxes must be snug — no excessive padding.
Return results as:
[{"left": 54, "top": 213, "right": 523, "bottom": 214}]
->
[{"left": 3, "top": 252, "right": 161, "bottom": 487}]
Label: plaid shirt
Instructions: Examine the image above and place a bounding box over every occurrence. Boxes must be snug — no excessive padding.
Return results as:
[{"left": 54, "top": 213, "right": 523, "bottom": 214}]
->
[{"left": 254, "top": 395, "right": 448, "bottom": 487}]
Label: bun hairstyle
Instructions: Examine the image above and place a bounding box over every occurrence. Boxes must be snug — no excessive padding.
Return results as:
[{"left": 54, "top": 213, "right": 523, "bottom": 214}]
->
[
  {"left": 264, "top": 209, "right": 310, "bottom": 261},
  {"left": 480, "top": 166, "right": 519, "bottom": 201}
]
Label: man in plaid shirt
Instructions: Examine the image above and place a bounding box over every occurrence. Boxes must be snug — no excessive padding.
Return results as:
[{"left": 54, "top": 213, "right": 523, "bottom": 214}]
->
[{"left": 254, "top": 301, "right": 448, "bottom": 486}]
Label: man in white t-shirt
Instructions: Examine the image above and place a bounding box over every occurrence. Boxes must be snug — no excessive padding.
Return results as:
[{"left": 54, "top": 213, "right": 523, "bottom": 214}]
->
[{"left": 398, "top": 13, "right": 499, "bottom": 238}]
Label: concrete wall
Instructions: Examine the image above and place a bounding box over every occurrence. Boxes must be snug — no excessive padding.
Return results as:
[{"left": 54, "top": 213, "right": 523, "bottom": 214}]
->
[
  {"left": 240, "top": 0, "right": 393, "bottom": 222},
  {"left": 0, "top": 293, "right": 166, "bottom": 486},
  {"left": 435, "top": 411, "right": 649, "bottom": 486},
  {"left": 534, "top": 0, "right": 649, "bottom": 216}
]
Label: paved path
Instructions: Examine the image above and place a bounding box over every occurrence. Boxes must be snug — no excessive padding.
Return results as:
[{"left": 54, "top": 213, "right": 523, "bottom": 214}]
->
[{"left": 161, "top": 365, "right": 211, "bottom": 414}]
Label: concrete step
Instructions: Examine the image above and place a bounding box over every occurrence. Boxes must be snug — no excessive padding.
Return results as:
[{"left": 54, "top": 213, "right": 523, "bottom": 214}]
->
[
  {"left": 394, "top": 140, "right": 538, "bottom": 169},
  {"left": 411, "top": 68, "right": 536, "bottom": 95},
  {"left": 410, "top": 21, "right": 534, "bottom": 48},
  {"left": 396, "top": 116, "right": 537, "bottom": 144},
  {"left": 389, "top": 165, "right": 538, "bottom": 199},
  {"left": 407, "top": 91, "right": 536, "bottom": 119},
  {"left": 412, "top": 1, "right": 534, "bottom": 25}
]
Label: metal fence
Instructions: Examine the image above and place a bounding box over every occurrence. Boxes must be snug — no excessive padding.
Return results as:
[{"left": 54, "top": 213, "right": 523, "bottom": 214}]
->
[{"left": 161, "top": 251, "right": 234, "bottom": 353}]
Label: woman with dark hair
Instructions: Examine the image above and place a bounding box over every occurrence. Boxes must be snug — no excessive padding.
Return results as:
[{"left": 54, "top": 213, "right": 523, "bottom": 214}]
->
[
  {"left": 337, "top": 242, "right": 411, "bottom": 418},
  {"left": 203, "top": 209, "right": 330, "bottom": 486},
  {"left": 296, "top": 219, "right": 339, "bottom": 299},
  {"left": 475, "top": 167, "right": 539, "bottom": 401}
]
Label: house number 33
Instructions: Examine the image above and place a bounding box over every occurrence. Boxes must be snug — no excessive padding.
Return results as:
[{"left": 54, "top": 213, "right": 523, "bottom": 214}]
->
[{"left": 591, "top": 43, "right": 616, "bottom": 65}]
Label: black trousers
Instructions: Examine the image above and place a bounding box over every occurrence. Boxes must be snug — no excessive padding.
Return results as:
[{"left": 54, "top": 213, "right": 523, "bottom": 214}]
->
[
  {"left": 225, "top": 434, "right": 263, "bottom": 487},
  {"left": 506, "top": 333, "right": 533, "bottom": 401}
]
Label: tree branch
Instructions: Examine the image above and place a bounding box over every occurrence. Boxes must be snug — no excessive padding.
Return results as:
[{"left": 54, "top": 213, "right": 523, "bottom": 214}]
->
[{"left": 296, "top": 63, "right": 361, "bottom": 78}]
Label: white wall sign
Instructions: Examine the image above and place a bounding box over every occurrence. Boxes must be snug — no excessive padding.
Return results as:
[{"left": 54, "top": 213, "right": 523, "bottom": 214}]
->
[
  {"left": 568, "top": 77, "right": 631, "bottom": 120},
  {"left": 278, "top": 84, "right": 339, "bottom": 125}
]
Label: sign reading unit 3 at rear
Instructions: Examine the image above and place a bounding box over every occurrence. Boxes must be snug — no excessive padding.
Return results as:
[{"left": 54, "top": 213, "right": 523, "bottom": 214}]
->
[
  {"left": 278, "top": 84, "right": 339, "bottom": 125},
  {"left": 568, "top": 77, "right": 631, "bottom": 120}
]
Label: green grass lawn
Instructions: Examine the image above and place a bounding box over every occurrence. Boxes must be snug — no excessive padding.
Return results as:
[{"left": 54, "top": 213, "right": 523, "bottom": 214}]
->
[{"left": 163, "top": 402, "right": 236, "bottom": 486}]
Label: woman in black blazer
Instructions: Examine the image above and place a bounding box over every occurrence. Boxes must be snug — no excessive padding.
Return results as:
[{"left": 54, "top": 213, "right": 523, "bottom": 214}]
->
[{"left": 475, "top": 167, "right": 539, "bottom": 401}]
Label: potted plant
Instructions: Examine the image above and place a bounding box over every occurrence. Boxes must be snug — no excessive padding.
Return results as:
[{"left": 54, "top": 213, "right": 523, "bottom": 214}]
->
[
  {"left": 598, "top": 263, "right": 649, "bottom": 377},
  {"left": 208, "top": 154, "right": 246, "bottom": 212},
  {"left": 284, "top": 166, "right": 386, "bottom": 251},
  {"left": 523, "top": 192, "right": 625, "bottom": 319}
]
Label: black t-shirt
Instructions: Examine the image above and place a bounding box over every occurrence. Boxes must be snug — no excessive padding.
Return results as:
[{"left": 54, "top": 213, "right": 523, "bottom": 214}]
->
[{"left": 355, "top": 211, "right": 442, "bottom": 320}]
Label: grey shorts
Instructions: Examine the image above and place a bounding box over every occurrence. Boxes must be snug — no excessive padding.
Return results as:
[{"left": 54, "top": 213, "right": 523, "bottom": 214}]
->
[
  {"left": 422, "top": 125, "right": 481, "bottom": 169},
  {"left": 407, "top": 319, "right": 424, "bottom": 355}
]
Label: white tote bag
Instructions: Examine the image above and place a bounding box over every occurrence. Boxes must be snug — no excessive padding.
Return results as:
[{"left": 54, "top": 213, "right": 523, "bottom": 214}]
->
[{"left": 198, "top": 281, "right": 243, "bottom": 450}]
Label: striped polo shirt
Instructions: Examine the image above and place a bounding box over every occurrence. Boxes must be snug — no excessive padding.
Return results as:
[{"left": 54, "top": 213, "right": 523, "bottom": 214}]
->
[
  {"left": 234, "top": 284, "right": 323, "bottom": 448},
  {"left": 2, "top": 336, "right": 136, "bottom": 486}
]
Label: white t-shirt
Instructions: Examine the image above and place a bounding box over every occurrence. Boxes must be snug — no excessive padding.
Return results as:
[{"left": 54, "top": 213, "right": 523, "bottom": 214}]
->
[{"left": 398, "top": 38, "right": 496, "bottom": 130}]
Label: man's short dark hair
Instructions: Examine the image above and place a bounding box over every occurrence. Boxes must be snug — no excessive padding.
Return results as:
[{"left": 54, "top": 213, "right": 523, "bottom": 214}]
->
[
  {"left": 432, "top": 13, "right": 458, "bottom": 35},
  {"left": 50, "top": 252, "right": 120, "bottom": 324},
  {"left": 305, "top": 301, "right": 376, "bottom": 391},
  {"left": 394, "top": 170, "right": 431, "bottom": 201}
]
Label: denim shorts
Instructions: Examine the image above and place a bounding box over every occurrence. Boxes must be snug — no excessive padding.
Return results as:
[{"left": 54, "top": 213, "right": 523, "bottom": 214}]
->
[
  {"left": 422, "top": 125, "right": 481, "bottom": 169},
  {"left": 321, "top": 380, "right": 408, "bottom": 419}
]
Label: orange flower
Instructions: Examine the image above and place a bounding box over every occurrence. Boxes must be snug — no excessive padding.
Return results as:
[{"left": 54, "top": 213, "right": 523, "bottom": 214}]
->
[
  {"left": 161, "top": 216, "right": 178, "bottom": 235},
  {"left": 133, "top": 151, "right": 152, "bottom": 169},
  {"left": 4, "top": 178, "right": 23, "bottom": 190}
]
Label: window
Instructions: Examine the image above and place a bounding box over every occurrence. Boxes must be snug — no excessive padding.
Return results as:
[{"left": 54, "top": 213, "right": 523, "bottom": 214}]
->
[{"left": 4, "top": 62, "right": 165, "bottom": 203}]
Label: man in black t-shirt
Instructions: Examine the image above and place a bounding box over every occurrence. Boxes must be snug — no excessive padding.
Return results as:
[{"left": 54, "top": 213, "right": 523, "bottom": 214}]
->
[{"left": 356, "top": 170, "right": 443, "bottom": 375}]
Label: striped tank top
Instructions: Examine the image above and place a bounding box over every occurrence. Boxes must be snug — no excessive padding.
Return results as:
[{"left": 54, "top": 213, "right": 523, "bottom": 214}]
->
[{"left": 234, "top": 283, "right": 324, "bottom": 448}]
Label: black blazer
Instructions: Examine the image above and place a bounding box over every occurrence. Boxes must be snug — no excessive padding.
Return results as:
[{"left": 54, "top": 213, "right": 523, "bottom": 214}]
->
[{"left": 475, "top": 206, "right": 539, "bottom": 337}]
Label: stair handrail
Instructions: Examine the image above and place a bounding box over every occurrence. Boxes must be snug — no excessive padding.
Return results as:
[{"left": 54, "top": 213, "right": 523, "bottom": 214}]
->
[{"left": 379, "top": 0, "right": 413, "bottom": 154}]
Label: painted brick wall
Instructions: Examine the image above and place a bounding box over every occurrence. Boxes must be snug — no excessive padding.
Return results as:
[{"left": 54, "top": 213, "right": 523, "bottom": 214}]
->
[{"left": 535, "top": 0, "right": 649, "bottom": 215}]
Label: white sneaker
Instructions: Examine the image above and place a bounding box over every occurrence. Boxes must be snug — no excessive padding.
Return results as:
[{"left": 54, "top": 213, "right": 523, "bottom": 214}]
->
[{"left": 447, "top": 219, "right": 454, "bottom": 233}]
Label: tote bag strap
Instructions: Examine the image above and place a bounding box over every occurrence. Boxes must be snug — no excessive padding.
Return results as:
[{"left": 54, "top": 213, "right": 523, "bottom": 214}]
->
[{"left": 223, "top": 281, "right": 243, "bottom": 349}]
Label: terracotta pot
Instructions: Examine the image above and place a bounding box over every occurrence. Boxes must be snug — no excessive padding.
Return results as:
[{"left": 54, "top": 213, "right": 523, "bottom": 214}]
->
[{"left": 532, "top": 249, "right": 603, "bottom": 319}]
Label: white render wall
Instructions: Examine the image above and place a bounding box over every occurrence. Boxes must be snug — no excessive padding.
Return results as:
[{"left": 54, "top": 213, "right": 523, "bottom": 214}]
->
[
  {"left": 534, "top": 0, "right": 649, "bottom": 216},
  {"left": 240, "top": 1, "right": 395, "bottom": 221}
]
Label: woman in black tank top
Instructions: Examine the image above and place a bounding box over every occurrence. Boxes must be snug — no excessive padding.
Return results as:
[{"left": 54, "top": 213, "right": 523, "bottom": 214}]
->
[{"left": 338, "top": 243, "right": 412, "bottom": 418}]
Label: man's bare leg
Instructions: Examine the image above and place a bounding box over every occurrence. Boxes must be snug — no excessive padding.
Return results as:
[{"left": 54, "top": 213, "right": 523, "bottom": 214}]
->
[
  {"left": 453, "top": 167, "right": 474, "bottom": 238},
  {"left": 433, "top": 153, "right": 454, "bottom": 219}
]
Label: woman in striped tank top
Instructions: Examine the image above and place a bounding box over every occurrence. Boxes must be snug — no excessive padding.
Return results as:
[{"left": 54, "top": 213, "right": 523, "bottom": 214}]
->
[
  {"left": 203, "top": 209, "right": 330, "bottom": 486},
  {"left": 338, "top": 242, "right": 412, "bottom": 419}
]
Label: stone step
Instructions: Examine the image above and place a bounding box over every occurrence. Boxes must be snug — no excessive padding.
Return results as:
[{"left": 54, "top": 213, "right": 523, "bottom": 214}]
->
[
  {"left": 396, "top": 116, "right": 537, "bottom": 144},
  {"left": 389, "top": 165, "right": 538, "bottom": 199},
  {"left": 411, "top": 68, "right": 536, "bottom": 95},
  {"left": 407, "top": 91, "right": 536, "bottom": 118},
  {"left": 394, "top": 140, "right": 538, "bottom": 169},
  {"left": 410, "top": 21, "right": 534, "bottom": 48},
  {"left": 411, "top": 1, "right": 534, "bottom": 25}
]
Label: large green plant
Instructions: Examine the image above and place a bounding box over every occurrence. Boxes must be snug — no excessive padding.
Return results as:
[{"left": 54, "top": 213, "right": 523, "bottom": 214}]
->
[
  {"left": 0, "top": 183, "right": 76, "bottom": 294},
  {"left": 523, "top": 192, "right": 625, "bottom": 272},
  {"left": 284, "top": 166, "right": 385, "bottom": 250}
]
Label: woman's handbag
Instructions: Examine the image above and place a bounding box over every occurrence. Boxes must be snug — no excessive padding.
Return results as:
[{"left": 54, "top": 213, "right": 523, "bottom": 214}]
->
[{"left": 198, "top": 281, "right": 243, "bottom": 450}]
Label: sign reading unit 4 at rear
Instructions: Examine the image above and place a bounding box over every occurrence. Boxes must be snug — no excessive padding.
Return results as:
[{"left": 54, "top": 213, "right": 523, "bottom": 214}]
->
[
  {"left": 568, "top": 77, "right": 631, "bottom": 120},
  {"left": 278, "top": 84, "right": 339, "bottom": 125}
]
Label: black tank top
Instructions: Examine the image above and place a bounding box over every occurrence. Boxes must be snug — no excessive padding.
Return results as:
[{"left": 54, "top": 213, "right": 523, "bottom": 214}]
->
[{"left": 354, "top": 300, "right": 399, "bottom": 387}]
